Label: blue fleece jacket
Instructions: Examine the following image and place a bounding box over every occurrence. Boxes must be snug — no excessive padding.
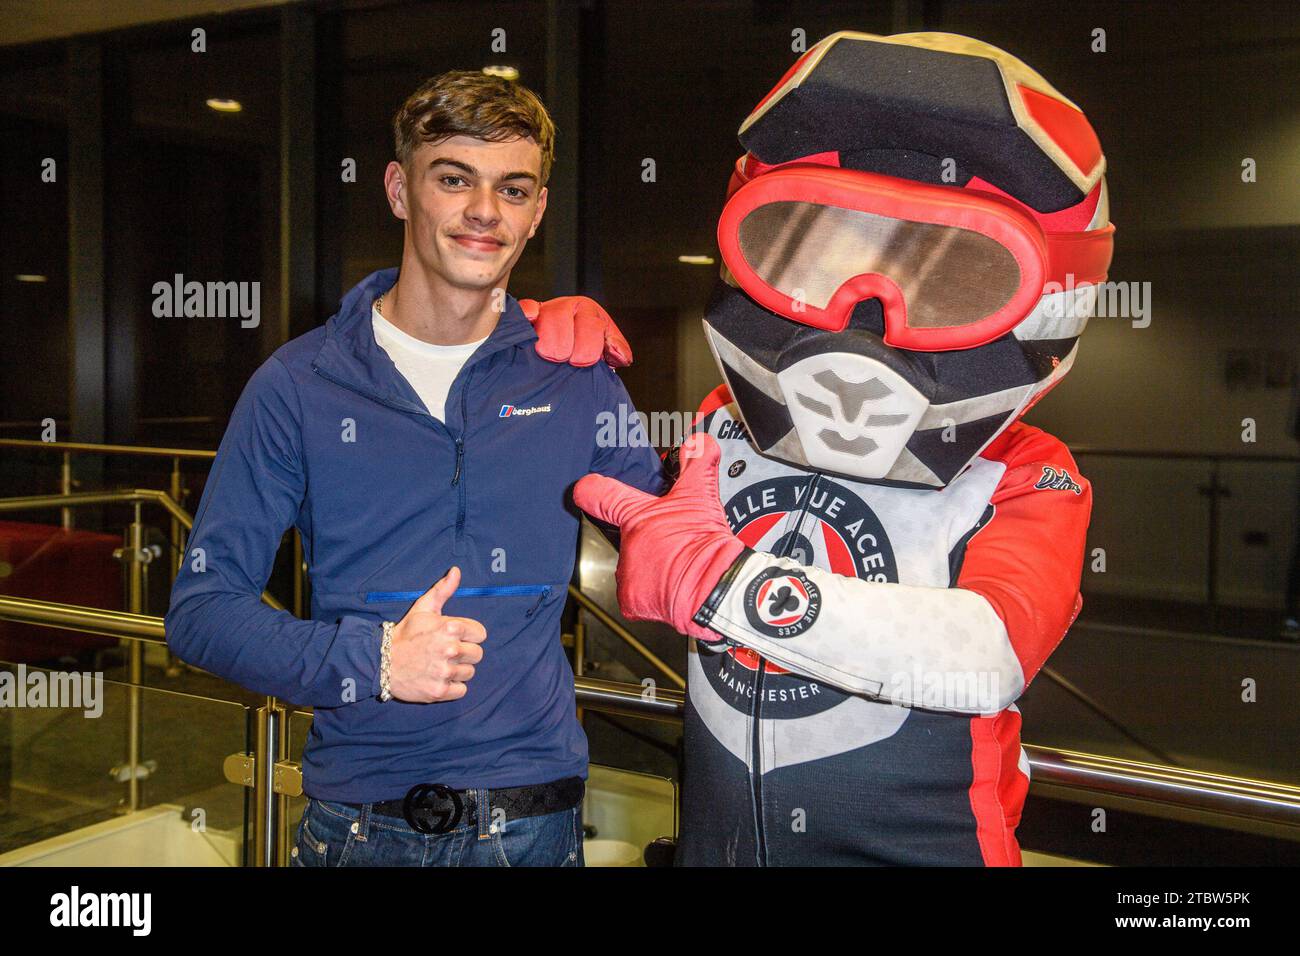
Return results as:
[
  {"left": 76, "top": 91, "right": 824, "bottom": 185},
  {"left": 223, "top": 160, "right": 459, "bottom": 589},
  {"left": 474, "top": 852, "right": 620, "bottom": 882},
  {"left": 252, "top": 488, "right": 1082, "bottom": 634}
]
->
[{"left": 164, "top": 268, "right": 665, "bottom": 802}]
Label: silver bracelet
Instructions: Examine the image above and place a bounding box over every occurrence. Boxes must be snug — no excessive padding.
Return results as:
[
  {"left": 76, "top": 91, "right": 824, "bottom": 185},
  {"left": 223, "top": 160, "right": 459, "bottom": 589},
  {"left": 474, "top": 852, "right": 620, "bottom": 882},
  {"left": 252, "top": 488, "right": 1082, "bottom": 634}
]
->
[{"left": 379, "top": 620, "right": 395, "bottom": 702}]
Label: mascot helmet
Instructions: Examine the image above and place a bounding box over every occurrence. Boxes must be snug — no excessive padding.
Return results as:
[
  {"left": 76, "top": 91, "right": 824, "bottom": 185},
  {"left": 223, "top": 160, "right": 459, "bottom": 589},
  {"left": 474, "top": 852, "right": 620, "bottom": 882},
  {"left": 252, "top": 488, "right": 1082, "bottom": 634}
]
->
[{"left": 704, "top": 31, "right": 1114, "bottom": 488}]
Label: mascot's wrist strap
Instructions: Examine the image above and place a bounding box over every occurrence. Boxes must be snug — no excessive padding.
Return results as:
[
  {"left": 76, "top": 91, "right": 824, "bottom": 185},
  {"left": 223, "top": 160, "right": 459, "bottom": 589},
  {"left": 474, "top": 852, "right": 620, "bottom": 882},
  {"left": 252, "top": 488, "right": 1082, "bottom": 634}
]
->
[{"left": 693, "top": 547, "right": 758, "bottom": 634}]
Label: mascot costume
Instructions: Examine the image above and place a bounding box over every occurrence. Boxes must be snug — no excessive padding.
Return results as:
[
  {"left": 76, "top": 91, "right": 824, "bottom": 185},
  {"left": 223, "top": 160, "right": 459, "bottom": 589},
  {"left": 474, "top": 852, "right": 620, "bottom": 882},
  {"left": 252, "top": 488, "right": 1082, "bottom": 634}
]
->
[{"left": 573, "top": 32, "right": 1114, "bottom": 865}]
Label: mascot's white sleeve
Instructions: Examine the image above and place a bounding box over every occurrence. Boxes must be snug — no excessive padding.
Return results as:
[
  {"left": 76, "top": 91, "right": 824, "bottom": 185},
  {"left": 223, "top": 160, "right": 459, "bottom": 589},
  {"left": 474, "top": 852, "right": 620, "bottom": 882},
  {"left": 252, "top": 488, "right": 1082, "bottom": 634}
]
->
[{"left": 691, "top": 435, "right": 1092, "bottom": 716}]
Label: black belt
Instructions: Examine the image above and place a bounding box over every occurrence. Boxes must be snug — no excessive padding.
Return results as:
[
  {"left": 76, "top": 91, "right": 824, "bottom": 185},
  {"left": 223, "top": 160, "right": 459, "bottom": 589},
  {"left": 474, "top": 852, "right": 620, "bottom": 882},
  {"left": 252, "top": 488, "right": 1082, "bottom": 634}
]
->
[{"left": 348, "top": 777, "right": 584, "bottom": 835}]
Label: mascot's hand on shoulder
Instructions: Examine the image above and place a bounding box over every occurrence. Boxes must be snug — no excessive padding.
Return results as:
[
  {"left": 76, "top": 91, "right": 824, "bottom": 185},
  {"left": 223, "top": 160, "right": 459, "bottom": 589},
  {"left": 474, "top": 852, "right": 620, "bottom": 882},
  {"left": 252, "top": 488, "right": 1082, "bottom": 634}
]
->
[
  {"left": 573, "top": 433, "right": 743, "bottom": 641},
  {"left": 519, "top": 295, "right": 632, "bottom": 368}
]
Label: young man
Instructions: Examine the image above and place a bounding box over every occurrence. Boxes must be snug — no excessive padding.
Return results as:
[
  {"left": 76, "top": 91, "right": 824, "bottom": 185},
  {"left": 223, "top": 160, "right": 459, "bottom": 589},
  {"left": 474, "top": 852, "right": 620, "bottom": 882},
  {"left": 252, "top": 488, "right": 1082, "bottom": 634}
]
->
[{"left": 165, "top": 71, "right": 664, "bottom": 867}]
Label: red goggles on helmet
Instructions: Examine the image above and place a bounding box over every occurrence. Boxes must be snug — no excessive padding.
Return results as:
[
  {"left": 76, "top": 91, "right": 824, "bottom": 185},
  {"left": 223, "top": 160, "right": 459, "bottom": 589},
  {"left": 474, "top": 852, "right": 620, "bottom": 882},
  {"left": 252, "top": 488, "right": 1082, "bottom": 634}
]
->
[{"left": 717, "top": 158, "right": 1115, "bottom": 351}]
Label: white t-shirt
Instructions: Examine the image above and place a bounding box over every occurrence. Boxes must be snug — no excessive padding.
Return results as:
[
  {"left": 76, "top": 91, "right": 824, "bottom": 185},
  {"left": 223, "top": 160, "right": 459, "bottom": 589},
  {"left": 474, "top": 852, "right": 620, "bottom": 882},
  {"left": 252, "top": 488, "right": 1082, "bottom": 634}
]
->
[{"left": 371, "top": 303, "right": 487, "bottom": 422}]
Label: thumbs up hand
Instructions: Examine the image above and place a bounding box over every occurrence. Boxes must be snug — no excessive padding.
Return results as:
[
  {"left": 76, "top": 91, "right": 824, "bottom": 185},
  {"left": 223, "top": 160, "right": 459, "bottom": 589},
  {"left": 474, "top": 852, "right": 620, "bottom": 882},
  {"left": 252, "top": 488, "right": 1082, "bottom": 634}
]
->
[{"left": 388, "top": 566, "right": 487, "bottom": 703}]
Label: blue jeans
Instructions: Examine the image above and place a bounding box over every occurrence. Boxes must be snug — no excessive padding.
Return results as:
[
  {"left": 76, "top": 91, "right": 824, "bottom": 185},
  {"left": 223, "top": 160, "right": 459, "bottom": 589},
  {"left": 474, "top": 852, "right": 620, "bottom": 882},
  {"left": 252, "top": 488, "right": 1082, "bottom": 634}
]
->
[{"left": 290, "top": 792, "right": 584, "bottom": 867}]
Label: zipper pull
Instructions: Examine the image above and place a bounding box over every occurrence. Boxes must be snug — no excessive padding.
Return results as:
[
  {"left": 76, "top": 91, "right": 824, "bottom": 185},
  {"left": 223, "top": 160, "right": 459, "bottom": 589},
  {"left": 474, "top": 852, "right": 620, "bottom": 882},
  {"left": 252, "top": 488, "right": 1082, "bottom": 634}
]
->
[
  {"left": 525, "top": 587, "right": 550, "bottom": 618},
  {"left": 451, "top": 438, "right": 464, "bottom": 486}
]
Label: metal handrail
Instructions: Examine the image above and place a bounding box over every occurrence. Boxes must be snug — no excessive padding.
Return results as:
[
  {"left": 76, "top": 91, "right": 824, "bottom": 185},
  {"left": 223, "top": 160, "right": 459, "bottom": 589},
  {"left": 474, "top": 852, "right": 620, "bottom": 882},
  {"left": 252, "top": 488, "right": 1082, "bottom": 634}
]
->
[
  {"left": 0, "top": 438, "right": 215, "bottom": 460},
  {"left": 0, "top": 488, "right": 285, "bottom": 612},
  {"left": 1026, "top": 746, "right": 1300, "bottom": 837},
  {"left": 573, "top": 674, "right": 685, "bottom": 720},
  {"left": 0, "top": 594, "right": 165, "bottom": 644}
]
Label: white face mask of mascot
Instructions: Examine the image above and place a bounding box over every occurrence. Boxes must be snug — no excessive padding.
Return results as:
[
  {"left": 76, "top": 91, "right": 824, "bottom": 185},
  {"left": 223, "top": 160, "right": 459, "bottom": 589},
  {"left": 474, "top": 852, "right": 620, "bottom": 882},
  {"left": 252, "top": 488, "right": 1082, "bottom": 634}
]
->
[{"left": 705, "top": 31, "right": 1114, "bottom": 489}]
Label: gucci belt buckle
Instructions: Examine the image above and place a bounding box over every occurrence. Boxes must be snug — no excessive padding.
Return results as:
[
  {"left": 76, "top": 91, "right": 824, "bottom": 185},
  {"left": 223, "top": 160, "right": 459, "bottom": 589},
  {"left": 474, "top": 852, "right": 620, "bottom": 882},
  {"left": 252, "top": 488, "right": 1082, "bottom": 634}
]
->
[{"left": 402, "top": 782, "right": 468, "bottom": 835}]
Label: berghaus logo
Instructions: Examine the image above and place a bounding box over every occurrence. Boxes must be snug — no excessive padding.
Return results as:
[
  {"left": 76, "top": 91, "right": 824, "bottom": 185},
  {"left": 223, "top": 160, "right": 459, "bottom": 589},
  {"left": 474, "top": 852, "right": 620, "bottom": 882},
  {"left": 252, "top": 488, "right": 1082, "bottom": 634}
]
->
[{"left": 499, "top": 404, "right": 553, "bottom": 418}]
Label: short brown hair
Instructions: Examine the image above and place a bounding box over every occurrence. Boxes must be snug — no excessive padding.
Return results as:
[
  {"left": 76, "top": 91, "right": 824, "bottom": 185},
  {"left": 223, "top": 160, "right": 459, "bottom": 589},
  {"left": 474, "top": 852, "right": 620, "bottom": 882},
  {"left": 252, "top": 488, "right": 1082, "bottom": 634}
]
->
[{"left": 393, "top": 70, "right": 556, "bottom": 185}]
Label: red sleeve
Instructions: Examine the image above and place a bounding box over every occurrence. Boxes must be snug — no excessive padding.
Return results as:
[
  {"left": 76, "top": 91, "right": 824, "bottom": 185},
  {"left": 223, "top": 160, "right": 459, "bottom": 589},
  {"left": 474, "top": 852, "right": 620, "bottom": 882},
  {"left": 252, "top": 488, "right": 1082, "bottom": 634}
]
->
[{"left": 956, "top": 423, "right": 1092, "bottom": 688}]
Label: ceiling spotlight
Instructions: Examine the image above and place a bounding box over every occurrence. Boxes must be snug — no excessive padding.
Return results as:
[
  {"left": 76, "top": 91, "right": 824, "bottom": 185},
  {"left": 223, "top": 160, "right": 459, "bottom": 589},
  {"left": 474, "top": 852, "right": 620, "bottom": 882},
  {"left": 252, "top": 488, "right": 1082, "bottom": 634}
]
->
[
  {"left": 677, "top": 255, "right": 715, "bottom": 265},
  {"left": 482, "top": 65, "right": 520, "bottom": 81},
  {"left": 15, "top": 274, "right": 48, "bottom": 283},
  {"left": 206, "top": 98, "right": 242, "bottom": 113}
]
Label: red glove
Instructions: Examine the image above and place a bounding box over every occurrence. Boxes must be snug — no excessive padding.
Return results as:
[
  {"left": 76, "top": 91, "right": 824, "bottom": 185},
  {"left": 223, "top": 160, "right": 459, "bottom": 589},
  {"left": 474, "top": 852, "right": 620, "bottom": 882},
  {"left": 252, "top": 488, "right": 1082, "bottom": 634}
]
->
[
  {"left": 519, "top": 296, "right": 632, "bottom": 368},
  {"left": 572, "top": 433, "right": 745, "bottom": 641}
]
